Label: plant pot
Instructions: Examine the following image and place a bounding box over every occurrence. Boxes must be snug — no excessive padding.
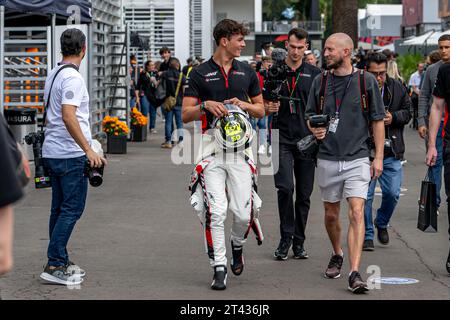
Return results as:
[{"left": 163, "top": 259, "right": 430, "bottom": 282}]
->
[
  {"left": 131, "top": 124, "right": 147, "bottom": 142},
  {"left": 107, "top": 134, "right": 127, "bottom": 154}
]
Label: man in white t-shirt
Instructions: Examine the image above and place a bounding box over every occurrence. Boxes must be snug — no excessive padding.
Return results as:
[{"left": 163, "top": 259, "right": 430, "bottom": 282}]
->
[
  {"left": 40, "top": 29, "right": 106, "bottom": 286},
  {"left": 409, "top": 62, "right": 424, "bottom": 128}
]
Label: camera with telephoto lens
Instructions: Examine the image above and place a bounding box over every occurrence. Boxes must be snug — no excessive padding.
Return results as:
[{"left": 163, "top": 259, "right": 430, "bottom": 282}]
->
[
  {"left": 85, "top": 160, "right": 104, "bottom": 187},
  {"left": 261, "top": 48, "right": 296, "bottom": 101},
  {"left": 24, "top": 131, "right": 51, "bottom": 189},
  {"left": 297, "top": 114, "right": 331, "bottom": 158}
]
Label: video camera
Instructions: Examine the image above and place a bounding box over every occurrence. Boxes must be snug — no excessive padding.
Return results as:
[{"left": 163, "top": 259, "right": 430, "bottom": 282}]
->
[
  {"left": 24, "top": 131, "right": 51, "bottom": 189},
  {"left": 261, "top": 48, "right": 296, "bottom": 101},
  {"left": 297, "top": 114, "right": 330, "bottom": 158}
]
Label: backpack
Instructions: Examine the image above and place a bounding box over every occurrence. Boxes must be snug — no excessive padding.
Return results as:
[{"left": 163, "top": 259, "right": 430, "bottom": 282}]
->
[{"left": 317, "top": 69, "right": 369, "bottom": 116}]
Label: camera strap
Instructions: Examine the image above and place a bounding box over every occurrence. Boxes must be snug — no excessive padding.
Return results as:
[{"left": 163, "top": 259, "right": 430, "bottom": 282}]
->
[
  {"left": 288, "top": 71, "right": 303, "bottom": 114},
  {"left": 41, "top": 64, "right": 79, "bottom": 132},
  {"left": 317, "top": 71, "right": 329, "bottom": 114}
]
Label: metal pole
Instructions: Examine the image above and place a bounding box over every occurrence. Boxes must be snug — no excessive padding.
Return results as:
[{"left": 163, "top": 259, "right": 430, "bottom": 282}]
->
[
  {"left": 0, "top": 6, "right": 5, "bottom": 115},
  {"left": 87, "top": 23, "right": 94, "bottom": 133},
  {"left": 51, "top": 13, "right": 56, "bottom": 68},
  {"left": 125, "top": 23, "right": 130, "bottom": 133}
]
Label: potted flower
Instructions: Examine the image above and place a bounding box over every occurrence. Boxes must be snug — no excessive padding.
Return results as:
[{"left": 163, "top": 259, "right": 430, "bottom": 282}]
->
[
  {"left": 102, "top": 115, "right": 129, "bottom": 154},
  {"left": 130, "top": 107, "right": 148, "bottom": 142}
]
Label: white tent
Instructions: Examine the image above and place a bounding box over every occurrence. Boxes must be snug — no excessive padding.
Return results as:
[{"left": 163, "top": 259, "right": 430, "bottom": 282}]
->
[
  {"left": 402, "top": 30, "right": 435, "bottom": 45},
  {"left": 426, "top": 29, "right": 450, "bottom": 45}
]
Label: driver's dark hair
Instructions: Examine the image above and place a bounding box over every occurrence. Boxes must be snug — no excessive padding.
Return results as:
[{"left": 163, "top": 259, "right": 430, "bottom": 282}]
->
[{"left": 213, "top": 19, "right": 249, "bottom": 46}]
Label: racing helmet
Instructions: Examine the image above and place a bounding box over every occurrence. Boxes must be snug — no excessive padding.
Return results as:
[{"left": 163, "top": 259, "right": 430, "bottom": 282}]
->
[{"left": 213, "top": 104, "right": 254, "bottom": 151}]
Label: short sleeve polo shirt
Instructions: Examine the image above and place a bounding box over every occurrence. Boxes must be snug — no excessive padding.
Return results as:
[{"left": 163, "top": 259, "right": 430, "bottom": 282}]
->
[{"left": 184, "top": 57, "right": 261, "bottom": 129}]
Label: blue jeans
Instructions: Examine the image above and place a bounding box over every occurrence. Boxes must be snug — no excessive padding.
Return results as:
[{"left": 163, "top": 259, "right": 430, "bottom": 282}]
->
[
  {"left": 43, "top": 156, "right": 88, "bottom": 267},
  {"left": 250, "top": 117, "right": 267, "bottom": 147},
  {"left": 130, "top": 97, "right": 136, "bottom": 109},
  {"left": 428, "top": 121, "right": 444, "bottom": 207},
  {"left": 140, "top": 95, "right": 157, "bottom": 129},
  {"left": 165, "top": 105, "right": 183, "bottom": 142},
  {"left": 364, "top": 157, "right": 402, "bottom": 240}
]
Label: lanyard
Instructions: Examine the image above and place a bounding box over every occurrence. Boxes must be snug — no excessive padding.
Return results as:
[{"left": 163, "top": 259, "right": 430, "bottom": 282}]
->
[
  {"left": 332, "top": 67, "right": 354, "bottom": 117},
  {"left": 288, "top": 69, "right": 302, "bottom": 114}
]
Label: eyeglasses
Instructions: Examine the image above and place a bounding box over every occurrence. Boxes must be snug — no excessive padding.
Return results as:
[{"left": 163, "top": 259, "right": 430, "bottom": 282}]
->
[{"left": 369, "top": 71, "right": 387, "bottom": 77}]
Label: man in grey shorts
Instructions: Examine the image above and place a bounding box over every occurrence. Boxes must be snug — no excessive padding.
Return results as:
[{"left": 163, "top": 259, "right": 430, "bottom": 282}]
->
[{"left": 305, "top": 33, "right": 385, "bottom": 294}]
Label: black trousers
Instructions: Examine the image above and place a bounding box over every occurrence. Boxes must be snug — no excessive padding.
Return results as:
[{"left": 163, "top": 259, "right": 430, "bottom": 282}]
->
[
  {"left": 442, "top": 151, "right": 450, "bottom": 241},
  {"left": 274, "top": 143, "right": 315, "bottom": 244}
]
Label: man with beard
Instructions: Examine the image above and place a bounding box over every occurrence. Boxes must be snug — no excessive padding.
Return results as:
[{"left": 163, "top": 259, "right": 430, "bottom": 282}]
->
[{"left": 305, "top": 33, "right": 385, "bottom": 293}]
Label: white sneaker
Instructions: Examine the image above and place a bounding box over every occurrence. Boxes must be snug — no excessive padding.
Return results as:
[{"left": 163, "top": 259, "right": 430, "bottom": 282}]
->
[
  {"left": 258, "top": 145, "right": 266, "bottom": 154},
  {"left": 151, "top": 129, "right": 157, "bottom": 134},
  {"left": 268, "top": 145, "right": 272, "bottom": 155}
]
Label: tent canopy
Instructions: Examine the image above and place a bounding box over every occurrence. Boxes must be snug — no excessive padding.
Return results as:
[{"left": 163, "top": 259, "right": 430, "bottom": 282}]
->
[
  {"left": 426, "top": 30, "right": 450, "bottom": 46},
  {"left": 0, "top": 0, "right": 92, "bottom": 23},
  {"left": 402, "top": 30, "right": 434, "bottom": 45}
]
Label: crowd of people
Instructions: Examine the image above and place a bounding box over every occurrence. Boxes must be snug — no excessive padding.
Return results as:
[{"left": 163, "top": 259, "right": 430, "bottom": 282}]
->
[
  {"left": 180, "top": 20, "right": 450, "bottom": 294},
  {"left": 1, "top": 19, "right": 450, "bottom": 297}
]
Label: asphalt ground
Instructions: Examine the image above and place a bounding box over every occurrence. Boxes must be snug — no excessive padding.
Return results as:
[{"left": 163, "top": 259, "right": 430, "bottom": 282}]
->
[{"left": 1, "top": 120, "right": 450, "bottom": 300}]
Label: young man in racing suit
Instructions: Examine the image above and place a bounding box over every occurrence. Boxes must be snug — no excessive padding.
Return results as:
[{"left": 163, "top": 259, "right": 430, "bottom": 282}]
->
[{"left": 182, "top": 19, "right": 265, "bottom": 290}]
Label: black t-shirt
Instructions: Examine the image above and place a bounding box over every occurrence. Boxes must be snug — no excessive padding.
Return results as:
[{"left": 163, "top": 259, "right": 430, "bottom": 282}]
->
[
  {"left": 0, "top": 114, "right": 23, "bottom": 208},
  {"left": 184, "top": 57, "right": 261, "bottom": 129},
  {"left": 159, "top": 60, "right": 170, "bottom": 72},
  {"left": 433, "top": 62, "right": 450, "bottom": 144},
  {"left": 269, "top": 61, "right": 321, "bottom": 145},
  {"left": 305, "top": 70, "right": 385, "bottom": 161}
]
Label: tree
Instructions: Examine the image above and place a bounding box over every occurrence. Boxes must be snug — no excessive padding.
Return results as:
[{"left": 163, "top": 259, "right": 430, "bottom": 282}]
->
[{"left": 332, "top": 0, "right": 358, "bottom": 44}]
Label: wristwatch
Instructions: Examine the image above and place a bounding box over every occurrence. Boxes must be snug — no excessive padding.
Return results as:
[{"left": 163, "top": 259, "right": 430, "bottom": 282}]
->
[{"left": 200, "top": 101, "right": 206, "bottom": 112}]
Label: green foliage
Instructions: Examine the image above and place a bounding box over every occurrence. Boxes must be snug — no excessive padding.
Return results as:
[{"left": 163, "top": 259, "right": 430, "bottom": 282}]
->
[
  {"left": 396, "top": 54, "right": 424, "bottom": 83},
  {"left": 263, "top": 0, "right": 402, "bottom": 37}
]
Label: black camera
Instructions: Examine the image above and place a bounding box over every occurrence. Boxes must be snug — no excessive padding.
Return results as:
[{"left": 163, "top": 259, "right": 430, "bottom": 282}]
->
[
  {"left": 309, "top": 114, "right": 330, "bottom": 128},
  {"left": 24, "top": 131, "right": 51, "bottom": 189},
  {"left": 266, "top": 63, "right": 296, "bottom": 81},
  {"left": 297, "top": 114, "right": 330, "bottom": 158},
  {"left": 262, "top": 63, "right": 296, "bottom": 101},
  {"left": 85, "top": 161, "right": 104, "bottom": 187}
]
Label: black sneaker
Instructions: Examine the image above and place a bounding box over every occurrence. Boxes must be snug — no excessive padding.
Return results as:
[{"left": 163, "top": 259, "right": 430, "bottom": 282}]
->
[
  {"left": 274, "top": 239, "right": 292, "bottom": 260},
  {"left": 211, "top": 265, "right": 227, "bottom": 290},
  {"left": 324, "top": 253, "right": 344, "bottom": 279},
  {"left": 348, "top": 271, "right": 369, "bottom": 294},
  {"left": 40, "top": 265, "right": 83, "bottom": 286},
  {"left": 292, "top": 243, "right": 309, "bottom": 259},
  {"left": 363, "top": 239, "right": 375, "bottom": 252},
  {"left": 376, "top": 226, "right": 389, "bottom": 245},
  {"left": 230, "top": 241, "right": 244, "bottom": 276},
  {"left": 446, "top": 249, "right": 450, "bottom": 274}
]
